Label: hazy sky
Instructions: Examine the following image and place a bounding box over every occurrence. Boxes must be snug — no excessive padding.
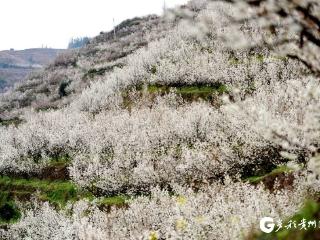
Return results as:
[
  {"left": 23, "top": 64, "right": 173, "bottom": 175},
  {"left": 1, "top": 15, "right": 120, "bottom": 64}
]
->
[{"left": 0, "top": 0, "right": 188, "bottom": 51}]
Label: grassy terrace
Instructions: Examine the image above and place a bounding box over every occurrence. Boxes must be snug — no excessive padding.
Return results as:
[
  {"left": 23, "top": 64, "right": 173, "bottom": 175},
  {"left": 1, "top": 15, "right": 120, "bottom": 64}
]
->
[
  {"left": 146, "top": 83, "right": 229, "bottom": 99},
  {"left": 228, "top": 54, "right": 288, "bottom": 65},
  {"left": 0, "top": 175, "right": 129, "bottom": 224},
  {"left": 245, "top": 165, "right": 294, "bottom": 184},
  {"left": 243, "top": 164, "right": 297, "bottom": 193},
  {"left": 0, "top": 118, "right": 23, "bottom": 127},
  {"left": 83, "top": 63, "right": 124, "bottom": 79},
  {"left": 0, "top": 176, "right": 82, "bottom": 207},
  {"left": 122, "top": 83, "right": 229, "bottom": 109}
]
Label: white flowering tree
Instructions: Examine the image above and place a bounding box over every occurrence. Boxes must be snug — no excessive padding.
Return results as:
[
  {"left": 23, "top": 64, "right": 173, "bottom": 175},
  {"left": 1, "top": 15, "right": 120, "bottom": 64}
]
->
[{"left": 213, "top": 0, "right": 320, "bottom": 74}]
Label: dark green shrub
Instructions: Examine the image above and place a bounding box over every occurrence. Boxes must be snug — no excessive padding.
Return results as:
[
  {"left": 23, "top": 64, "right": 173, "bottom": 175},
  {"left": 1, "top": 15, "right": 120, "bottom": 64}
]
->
[{"left": 58, "top": 81, "right": 70, "bottom": 98}]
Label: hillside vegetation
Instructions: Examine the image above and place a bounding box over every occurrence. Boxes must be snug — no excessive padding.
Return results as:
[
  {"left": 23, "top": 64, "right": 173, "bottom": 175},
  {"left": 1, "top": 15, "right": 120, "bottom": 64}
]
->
[
  {"left": 0, "top": 48, "right": 64, "bottom": 92},
  {"left": 0, "top": 0, "right": 320, "bottom": 239}
]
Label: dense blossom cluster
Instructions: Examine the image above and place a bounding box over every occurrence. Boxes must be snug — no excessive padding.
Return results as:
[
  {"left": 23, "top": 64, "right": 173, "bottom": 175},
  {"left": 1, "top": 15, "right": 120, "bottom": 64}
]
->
[
  {"left": 210, "top": 0, "right": 320, "bottom": 74},
  {"left": 0, "top": 0, "right": 319, "bottom": 239},
  {"left": 2, "top": 177, "right": 314, "bottom": 240}
]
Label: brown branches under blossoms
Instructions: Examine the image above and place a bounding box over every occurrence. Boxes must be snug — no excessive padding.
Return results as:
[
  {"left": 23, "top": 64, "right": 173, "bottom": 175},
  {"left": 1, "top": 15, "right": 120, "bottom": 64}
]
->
[{"left": 215, "top": 0, "right": 320, "bottom": 75}]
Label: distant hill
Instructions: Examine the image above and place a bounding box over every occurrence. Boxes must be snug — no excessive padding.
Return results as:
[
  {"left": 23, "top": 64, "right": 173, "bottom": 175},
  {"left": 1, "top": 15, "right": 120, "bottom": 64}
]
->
[
  {"left": 0, "top": 48, "right": 65, "bottom": 92},
  {"left": 0, "top": 1, "right": 319, "bottom": 239},
  {"left": 0, "top": 15, "right": 168, "bottom": 112}
]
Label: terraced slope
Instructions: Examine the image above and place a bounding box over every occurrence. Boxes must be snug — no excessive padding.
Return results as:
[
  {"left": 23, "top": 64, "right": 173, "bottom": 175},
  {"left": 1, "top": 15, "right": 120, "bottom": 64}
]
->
[
  {"left": 0, "top": 1, "right": 320, "bottom": 239},
  {"left": 0, "top": 15, "right": 173, "bottom": 117},
  {"left": 0, "top": 48, "right": 64, "bottom": 92}
]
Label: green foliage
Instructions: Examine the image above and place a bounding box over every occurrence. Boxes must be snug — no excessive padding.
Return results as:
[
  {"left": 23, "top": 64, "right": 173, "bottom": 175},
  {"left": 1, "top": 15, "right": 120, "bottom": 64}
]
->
[
  {"left": 229, "top": 56, "right": 242, "bottom": 65},
  {"left": 255, "top": 54, "right": 264, "bottom": 62},
  {"left": 245, "top": 165, "right": 294, "bottom": 184},
  {"left": 84, "top": 64, "right": 124, "bottom": 79},
  {"left": 0, "top": 175, "right": 131, "bottom": 212},
  {"left": 35, "top": 106, "right": 59, "bottom": 112},
  {"left": 122, "top": 83, "right": 229, "bottom": 110},
  {"left": 48, "top": 155, "right": 71, "bottom": 166},
  {"left": 85, "top": 67, "right": 109, "bottom": 79},
  {"left": 0, "top": 192, "right": 21, "bottom": 224},
  {"left": 68, "top": 37, "right": 90, "bottom": 49},
  {"left": 97, "top": 195, "right": 130, "bottom": 207},
  {"left": 228, "top": 54, "right": 287, "bottom": 66},
  {"left": 0, "top": 118, "right": 23, "bottom": 127},
  {"left": 147, "top": 83, "right": 229, "bottom": 99},
  {"left": 150, "top": 65, "right": 157, "bottom": 74},
  {"left": 0, "top": 176, "right": 81, "bottom": 208},
  {"left": 58, "top": 80, "right": 70, "bottom": 98}
]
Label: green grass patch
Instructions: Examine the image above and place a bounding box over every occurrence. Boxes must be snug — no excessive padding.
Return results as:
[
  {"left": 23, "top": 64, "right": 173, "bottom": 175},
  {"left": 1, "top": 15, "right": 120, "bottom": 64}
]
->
[
  {"left": 85, "top": 67, "right": 108, "bottom": 78},
  {"left": 245, "top": 165, "right": 294, "bottom": 184},
  {"left": 47, "top": 155, "right": 71, "bottom": 167},
  {"left": 148, "top": 83, "right": 228, "bottom": 94},
  {"left": 146, "top": 83, "right": 229, "bottom": 100},
  {"left": 35, "top": 106, "right": 59, "bottom": 112},
  {"left": 97, "top": 195, "right": 130, "bottom": 207},
  {"left": 84, "top": 63, "right": 123, "bottom": 79},
  {"left": 0, "top": 176, "right": 84, "bottom": 208},
  {"left": 0, "top": 118, "right": 23, "bottom": 127},
  {"left": 0, "top": 175, "right": 132, "bottom": 214},
  {"left": 122, "top": 83, "right": 229, "bottom": 109},
  {"left": 0, "top": 192, "right": 21, "bottom": 224}
]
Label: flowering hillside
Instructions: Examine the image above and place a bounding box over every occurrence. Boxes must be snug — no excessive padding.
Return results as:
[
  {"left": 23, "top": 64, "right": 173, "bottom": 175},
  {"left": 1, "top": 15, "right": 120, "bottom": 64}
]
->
[{"left": 0, "top": 0, "right": 320, "bottom": 239}]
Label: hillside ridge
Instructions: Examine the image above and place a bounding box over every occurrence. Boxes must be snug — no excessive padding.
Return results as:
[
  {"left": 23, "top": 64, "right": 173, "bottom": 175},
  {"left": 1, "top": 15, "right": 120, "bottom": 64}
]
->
[
  {"left": 0, "top": 1, "right": 320, "bottom": 239},
  {"left": 0, "top": 48, "right": 64, "bottom": 92}
]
